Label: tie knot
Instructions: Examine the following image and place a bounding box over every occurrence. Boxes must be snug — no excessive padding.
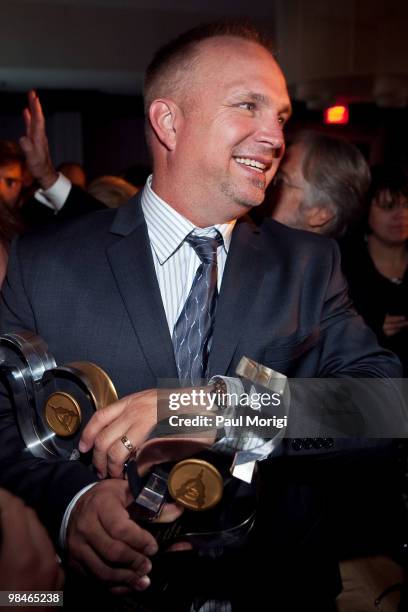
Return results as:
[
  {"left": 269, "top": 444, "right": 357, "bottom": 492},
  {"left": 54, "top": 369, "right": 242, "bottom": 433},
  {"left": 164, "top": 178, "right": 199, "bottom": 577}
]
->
[{"left": 186, "top": 232, "right": 223, "bottom": 264}]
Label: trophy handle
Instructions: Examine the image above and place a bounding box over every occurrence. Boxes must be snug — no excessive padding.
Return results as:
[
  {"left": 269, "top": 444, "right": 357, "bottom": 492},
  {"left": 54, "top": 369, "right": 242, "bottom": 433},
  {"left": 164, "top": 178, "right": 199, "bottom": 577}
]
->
[
  {"left": 0, "top": 331, "right": 118, "bottom": 461},
  {"left": 0, "top": 331, "right": 57, "bottom": 459},
  {"left": 64, "top": 362, "right": 118, "bottom": 410}
]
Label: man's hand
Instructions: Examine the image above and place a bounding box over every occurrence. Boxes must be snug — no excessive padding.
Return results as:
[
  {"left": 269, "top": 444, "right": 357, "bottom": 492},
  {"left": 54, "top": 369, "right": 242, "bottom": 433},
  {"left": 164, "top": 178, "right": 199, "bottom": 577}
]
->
[
  {"left": 79, "top": 389, "right": 159, "bottom": 479},
  {"left": 19, "top": 90, "right": 59, "bottom": 190},
  {"left": 67, "top": 479, "right": 182, "bottom": 593},
  {"left": 383, "top": 314, "right": 408, "bottom": 337},
  {"left": 79, "top": 388, "right": 216, "bottom": 479},
  {"left": 0, "top": 488, "right": 64, "bottom": 591}
]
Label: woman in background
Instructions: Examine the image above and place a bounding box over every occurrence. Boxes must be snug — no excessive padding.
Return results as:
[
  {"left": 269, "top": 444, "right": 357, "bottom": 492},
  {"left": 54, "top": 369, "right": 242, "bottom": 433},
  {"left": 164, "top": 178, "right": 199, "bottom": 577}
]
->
[{"left": 342, "top": 163, "right": 408, "bottom": 374}]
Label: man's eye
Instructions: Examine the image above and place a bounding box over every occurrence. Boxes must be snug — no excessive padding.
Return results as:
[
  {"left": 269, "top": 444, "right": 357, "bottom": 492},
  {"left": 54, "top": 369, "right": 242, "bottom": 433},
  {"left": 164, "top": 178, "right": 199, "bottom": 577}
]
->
[
  {"left": 5, "top": 179, "right": 16, "bottom": 188},
  {"left": 278, "top": 116, "right": 286, "bottom": 126},
  {"left": 239, "top": 102, "right": 255, "bottom": 111}
]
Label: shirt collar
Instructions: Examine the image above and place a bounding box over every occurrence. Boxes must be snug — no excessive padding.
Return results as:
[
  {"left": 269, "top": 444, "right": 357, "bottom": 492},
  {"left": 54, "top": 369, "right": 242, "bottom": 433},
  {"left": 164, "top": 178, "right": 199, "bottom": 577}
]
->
[{"left": 141, "top": 175, "right": 235, "bottom": 264}]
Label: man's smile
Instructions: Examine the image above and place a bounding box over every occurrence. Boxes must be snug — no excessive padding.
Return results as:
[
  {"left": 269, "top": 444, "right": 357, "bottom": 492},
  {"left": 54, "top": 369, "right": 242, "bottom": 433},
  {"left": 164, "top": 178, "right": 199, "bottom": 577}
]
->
[{"left": 233, "top": 156, "right": 271, "bottom": 175}]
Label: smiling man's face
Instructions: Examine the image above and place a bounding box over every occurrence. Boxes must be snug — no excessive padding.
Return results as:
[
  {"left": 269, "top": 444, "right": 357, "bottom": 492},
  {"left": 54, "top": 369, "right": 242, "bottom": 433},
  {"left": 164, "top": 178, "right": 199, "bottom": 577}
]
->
[{"left": 170, "top": 37, "right": 291, "bottom": 225}]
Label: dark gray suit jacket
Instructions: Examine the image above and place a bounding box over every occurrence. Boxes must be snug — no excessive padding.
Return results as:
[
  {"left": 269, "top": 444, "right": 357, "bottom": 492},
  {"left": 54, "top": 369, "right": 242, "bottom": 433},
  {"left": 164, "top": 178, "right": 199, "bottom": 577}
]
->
[{"left": 0, "top": 192, "right": 401, "bottom": 551}]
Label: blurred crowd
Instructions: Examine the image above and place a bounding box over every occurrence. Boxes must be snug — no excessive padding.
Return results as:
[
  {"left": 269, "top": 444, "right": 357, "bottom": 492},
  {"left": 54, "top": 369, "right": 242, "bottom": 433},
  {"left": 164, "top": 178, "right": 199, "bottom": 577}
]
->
[{"left": 0, "top": 92, "right": 150, "bottom": 286}]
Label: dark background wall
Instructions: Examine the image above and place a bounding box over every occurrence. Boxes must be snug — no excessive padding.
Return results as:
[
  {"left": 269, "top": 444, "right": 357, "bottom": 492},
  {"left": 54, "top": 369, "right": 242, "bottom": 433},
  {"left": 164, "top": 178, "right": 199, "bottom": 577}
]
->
[{"left": 1, "top": 0, "right": 407, "bottom": 177}]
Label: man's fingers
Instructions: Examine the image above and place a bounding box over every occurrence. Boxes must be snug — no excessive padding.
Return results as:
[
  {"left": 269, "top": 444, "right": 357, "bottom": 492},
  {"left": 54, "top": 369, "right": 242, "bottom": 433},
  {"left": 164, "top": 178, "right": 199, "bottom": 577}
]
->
[
  {"left": 383, "top": 320, "right": 408, "bottom": 336},
  {"left": 383, "top": 314, "right": 408, "bottom": 335},
  {"left": 67, "top": 481, "right": 159, "bottom": 591},
  {"left": 388, "top": 323, "right": 408, "bottom": 331},
  {"left": 99, "top": 503, "right": 158, "bottom": 556},
  {"left": 93, "top": 420, "right": 135, "bottom": 478},
  {"left": 103, "top": 424, "right": 175, "bottom": 479},
  {"left": 27, "top": 89, "right": 37, "bottom": 108},
  {"left": 80, "top": 390, "right": 159, "bottom": 478},
  {"left": 167, "top": 542, "right": 193, "bottom": 552},
  {"left": 109, "top": 585, "right": 132, "bottom": 595},
  {"left": 106, "top": 446, "right": 132, "bottom": 478},
  {"left": 30, "top": 93, "right": 46, "bottom": 133},
  {"left": 19, "top": 135, "right": 32, "bottom": 155},
  {"left": 79, "top": 399, "right": 127, "bottom": 452},
  {"left": 80, "top": 390, "right": 157, "bottom": 454},
  {"left": 73, "top": 543, "right": 147, "bottom": 589},
  {"left": 22, "top": 107, "right": 32, "bottom": 135},
  {"left": 79, "top": 514, "right": 152, "bottom": 575}
]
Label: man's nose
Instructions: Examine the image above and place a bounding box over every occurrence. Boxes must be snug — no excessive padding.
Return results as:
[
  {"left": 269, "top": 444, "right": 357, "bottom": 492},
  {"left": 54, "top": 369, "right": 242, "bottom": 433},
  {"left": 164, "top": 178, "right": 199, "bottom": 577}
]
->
[{"left": 256, "top": 119, "right": 285, "bottom": 156}]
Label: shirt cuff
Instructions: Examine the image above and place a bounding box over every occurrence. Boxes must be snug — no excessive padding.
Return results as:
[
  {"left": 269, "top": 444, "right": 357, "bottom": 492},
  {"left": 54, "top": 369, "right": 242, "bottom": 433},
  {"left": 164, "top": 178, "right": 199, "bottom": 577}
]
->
[
  {"left": 59, "top": 482, "right": 98, "bottom": 550},
  {"left": 35, "top": 173, "right": 72, "bottom": 211}
]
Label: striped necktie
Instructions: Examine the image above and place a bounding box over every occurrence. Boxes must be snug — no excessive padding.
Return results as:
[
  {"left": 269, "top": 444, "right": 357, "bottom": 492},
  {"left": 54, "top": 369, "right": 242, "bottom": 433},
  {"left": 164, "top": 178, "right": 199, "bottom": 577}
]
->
[{"left": 173, "top": 232, "right": 223, "bottom": 385}]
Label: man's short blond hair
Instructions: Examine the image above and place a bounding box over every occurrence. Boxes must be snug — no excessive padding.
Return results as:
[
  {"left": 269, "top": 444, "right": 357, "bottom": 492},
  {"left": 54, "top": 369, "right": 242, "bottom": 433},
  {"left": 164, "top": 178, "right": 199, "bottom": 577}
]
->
[{"left": 143, "top": 21, "right": 273, "bottom": 118}]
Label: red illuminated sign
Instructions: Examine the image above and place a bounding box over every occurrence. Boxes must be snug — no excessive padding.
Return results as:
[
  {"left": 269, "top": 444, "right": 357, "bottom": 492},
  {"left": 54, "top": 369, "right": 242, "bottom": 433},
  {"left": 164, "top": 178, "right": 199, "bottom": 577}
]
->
[{"left": 324, "top": 105, "right": 349, "bottom": 125}]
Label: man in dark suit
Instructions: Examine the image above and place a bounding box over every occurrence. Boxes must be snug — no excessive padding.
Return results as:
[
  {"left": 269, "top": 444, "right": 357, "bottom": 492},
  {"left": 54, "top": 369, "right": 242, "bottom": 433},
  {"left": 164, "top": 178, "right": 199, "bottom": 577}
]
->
[{"left": 0, "top": 22, "right": 402, "bottom": 610}]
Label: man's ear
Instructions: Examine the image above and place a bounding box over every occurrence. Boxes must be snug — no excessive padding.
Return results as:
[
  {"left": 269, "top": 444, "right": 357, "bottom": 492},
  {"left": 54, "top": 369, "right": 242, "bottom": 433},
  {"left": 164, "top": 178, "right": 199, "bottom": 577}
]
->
[
  {"left": 148, "top": 99, "right": 180, "bottom": 151},
  {"left": 304, "top": 205, "right": 334, "bottom": 231}
]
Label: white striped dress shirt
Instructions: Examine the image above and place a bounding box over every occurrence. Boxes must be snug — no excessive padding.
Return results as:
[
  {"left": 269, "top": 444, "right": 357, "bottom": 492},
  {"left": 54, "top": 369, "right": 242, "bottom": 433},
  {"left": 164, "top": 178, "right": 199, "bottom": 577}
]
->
[{"left": 141, "top": 176, "right": 235, "bottom": 335}]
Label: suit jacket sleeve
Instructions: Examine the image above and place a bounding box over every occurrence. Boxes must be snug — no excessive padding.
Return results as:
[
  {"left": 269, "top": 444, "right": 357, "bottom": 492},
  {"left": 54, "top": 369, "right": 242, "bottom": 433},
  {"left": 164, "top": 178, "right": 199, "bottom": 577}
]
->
[
  {"left": 21, "top": 185, "right": 105, "bottom": 229},
  {"left": 55, "top": 185, "right": 106, "bottom": 221},
  {"left": 309, "top": 239, "right": 400, "bottom": 378},
  {"left": 276, "top": 240, "right": 405, "bottom": 455},
  {"left": 0, "top": 237, "right": 99, "bottom": 544}
]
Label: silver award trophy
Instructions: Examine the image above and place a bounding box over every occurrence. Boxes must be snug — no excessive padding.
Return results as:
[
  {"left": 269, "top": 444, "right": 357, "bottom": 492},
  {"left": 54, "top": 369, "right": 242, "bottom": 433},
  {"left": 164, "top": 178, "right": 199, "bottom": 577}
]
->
[
  {"left": 0, "top": 331, "right": 289, "bottom": 552},
  {"left": 0, "top": 330, "right": 117, "bottom": 461}
]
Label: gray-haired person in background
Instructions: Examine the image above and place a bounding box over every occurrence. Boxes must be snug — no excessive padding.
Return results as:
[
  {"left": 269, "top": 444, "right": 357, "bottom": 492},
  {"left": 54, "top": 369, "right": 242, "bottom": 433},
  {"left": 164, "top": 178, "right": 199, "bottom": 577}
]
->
[{"left": 270, "top": 130, "right": 370, "bottom": 238}]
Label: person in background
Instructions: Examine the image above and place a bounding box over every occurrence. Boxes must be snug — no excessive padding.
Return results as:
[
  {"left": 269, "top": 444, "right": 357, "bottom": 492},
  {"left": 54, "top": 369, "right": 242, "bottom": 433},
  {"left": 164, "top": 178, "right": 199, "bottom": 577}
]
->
[
  {"left": 57, "top": 161, "right": 87, "bottom": 189},
  {"left": 342, "top": 163, "right": 408, "bottom": 375},
  {"left": 0, "top": 140, "right": 26, "bottom": 208},
  {"left": 18, "top": 91, "right": 103, "bottom": 226},
  {"left": 87, "top": 175, "right": 138, "bottom": 208},
  {"left": 0, "top": 194, "right": 24, "bottom": 284},
  {"left": 265, "top": 139, "right": 407, "bottom": 610},
  {"left": 266, "top": 130, "right": 370, "bottom": 237},
  {"left": 0, "top": 488, "right": 64, "bottom": 591}
]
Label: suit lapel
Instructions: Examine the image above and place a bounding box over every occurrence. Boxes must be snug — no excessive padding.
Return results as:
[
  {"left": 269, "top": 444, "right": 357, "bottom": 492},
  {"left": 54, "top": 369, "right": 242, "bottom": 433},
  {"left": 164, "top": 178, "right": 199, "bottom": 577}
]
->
[
  {"left": 106, "top": 196, "right": 178, "bottom": 380},
  {"left": 106, "top": 197, "right": 266, "bottom": 381},
  {"left": 208, "top": 218, "right": 266, "bottom": 376}
]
